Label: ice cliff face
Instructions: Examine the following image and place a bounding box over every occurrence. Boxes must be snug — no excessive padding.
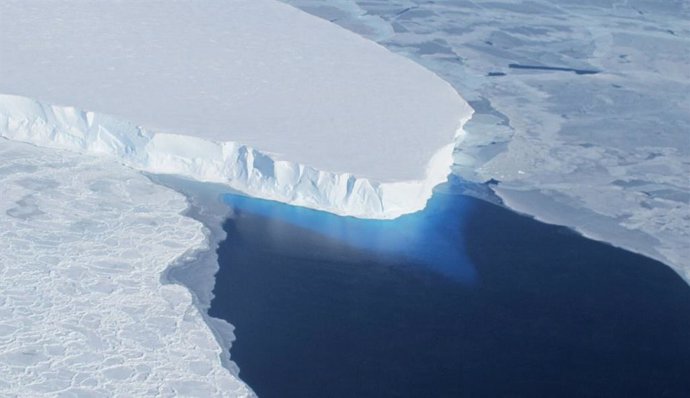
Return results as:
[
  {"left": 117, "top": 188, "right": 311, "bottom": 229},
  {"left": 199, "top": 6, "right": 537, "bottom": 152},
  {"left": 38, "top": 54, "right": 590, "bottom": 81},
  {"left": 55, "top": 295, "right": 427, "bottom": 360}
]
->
[
  {"left": 0, "top": 94, "right": 471, "bottom": 219},
  {"left": 0, "top": 0, "right": 472, "bottom": 219}
]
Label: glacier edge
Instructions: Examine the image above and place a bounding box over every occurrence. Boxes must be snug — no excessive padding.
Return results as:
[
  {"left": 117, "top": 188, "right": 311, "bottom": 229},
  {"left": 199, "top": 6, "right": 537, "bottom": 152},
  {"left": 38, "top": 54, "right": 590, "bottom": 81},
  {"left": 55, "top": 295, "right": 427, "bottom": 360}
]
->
[{"left": 0, "top": 93, "right": 472, "bottom": 219}]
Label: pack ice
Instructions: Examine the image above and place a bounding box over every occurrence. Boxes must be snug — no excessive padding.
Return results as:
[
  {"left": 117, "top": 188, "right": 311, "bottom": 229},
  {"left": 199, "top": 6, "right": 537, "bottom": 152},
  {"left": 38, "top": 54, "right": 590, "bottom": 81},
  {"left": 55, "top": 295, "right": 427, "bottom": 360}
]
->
[
  {"left": 0, "top": 140, "right": 255, "bottom": 397},
  {"left": 0, "top": 0, "right": 471, "bottom": 219}
]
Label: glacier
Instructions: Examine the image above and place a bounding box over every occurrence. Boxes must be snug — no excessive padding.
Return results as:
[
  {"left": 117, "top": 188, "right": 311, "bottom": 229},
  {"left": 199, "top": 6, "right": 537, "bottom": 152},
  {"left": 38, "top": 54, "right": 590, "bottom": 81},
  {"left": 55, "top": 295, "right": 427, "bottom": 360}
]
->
[{"left": 0, "top": 0, "right": 472, "bottom": 219}]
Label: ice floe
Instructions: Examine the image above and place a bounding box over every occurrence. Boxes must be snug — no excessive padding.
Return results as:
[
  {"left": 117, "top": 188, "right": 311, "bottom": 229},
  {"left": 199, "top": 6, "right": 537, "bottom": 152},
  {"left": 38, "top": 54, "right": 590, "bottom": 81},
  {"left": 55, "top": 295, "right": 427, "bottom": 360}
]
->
[{"left": 0, "top": 140, "right": 254, "bottom": 397}]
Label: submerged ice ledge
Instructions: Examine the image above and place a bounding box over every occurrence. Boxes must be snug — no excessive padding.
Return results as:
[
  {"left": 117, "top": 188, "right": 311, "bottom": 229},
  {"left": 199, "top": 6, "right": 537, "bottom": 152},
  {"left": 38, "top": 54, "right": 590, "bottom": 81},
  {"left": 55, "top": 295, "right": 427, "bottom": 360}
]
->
[{"left": 0, "top": 94, "right": 471, "bottom": 219}]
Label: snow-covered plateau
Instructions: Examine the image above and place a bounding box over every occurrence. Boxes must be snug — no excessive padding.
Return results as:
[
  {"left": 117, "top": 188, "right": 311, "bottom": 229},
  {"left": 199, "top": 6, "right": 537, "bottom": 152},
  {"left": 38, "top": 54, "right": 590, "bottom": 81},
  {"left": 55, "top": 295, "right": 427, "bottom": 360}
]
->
[
  {"left": 0, "top": 0, "right": 472, "bottom": 219},
  {"left": 0, "top": 139, "right": 254, "bottom": 397}
]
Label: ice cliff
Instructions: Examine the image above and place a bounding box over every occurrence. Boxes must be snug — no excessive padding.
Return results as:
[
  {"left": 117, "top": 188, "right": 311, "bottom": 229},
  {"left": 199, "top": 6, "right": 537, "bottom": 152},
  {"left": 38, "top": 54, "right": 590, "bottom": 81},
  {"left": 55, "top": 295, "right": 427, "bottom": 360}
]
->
[
  {"left": 0, "top": 0, "right": 472, "bottom": 219},
  {"left": 0, "top": 94, "right": 470, "bottom": 219}
]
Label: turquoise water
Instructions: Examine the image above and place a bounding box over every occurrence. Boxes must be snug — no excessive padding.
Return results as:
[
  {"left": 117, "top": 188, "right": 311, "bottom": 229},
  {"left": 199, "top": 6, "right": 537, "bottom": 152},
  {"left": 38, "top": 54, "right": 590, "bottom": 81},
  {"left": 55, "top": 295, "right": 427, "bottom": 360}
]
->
[
  {"left": 219, "top": 185, "right": 477, "bottom": 282},
  {"left": 210, "top": 181, "right": 690, "bottom": 397}
]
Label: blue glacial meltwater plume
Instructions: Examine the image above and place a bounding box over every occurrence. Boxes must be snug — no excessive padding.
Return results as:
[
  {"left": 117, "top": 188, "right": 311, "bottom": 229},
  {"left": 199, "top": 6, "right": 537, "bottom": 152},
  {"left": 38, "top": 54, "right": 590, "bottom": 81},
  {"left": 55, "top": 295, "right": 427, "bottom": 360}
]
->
[{"left": 222, "top": 182, "right": 477, "bottom": 283}]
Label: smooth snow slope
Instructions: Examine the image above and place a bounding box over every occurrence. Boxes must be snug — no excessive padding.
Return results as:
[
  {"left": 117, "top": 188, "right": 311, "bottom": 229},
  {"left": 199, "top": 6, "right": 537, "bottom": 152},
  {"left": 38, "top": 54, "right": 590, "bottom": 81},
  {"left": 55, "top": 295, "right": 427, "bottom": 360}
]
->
[
  {"left": 0, "top": 140, "right": 254, "bottom": 397},
  {"left": 0, "top": 0, "right": 471, "bottom": 218}
]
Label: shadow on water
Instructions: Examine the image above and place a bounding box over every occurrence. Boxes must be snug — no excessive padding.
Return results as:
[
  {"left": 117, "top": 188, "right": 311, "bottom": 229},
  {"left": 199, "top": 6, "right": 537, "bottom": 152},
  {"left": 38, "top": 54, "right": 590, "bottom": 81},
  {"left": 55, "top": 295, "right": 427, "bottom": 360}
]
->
[{"left": 209, "top": 179, "right": 690, "bottom": 398}]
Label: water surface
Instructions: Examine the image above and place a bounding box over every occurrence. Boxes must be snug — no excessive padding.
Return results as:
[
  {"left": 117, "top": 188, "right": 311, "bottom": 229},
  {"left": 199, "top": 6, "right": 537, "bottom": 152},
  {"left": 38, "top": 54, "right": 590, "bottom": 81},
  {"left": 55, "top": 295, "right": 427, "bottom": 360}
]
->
[{"left": 210, "top": 185, "right": 690, "bottom": 397}]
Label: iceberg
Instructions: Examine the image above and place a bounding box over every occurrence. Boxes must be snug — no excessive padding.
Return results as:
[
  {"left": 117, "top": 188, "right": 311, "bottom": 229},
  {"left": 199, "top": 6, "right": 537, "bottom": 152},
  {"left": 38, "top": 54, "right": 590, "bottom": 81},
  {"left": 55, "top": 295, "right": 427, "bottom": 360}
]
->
[{"left": 0, "top": 0, "right": 472, "bottom": 219}]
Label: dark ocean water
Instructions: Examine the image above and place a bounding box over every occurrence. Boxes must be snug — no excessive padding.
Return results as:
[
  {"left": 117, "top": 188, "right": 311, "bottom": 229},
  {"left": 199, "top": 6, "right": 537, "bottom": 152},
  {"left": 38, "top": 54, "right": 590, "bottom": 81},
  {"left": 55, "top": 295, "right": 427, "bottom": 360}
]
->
[{"left": 209, "top": 182, "right": 690, "bottom": 398}]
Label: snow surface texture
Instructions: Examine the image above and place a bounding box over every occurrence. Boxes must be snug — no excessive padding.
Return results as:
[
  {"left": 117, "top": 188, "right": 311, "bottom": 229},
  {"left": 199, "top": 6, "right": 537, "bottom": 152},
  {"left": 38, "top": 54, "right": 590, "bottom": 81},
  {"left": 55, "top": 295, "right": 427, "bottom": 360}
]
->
[
  {"left": 0, "top": 140, "right": 254, "bottom": 397},
  {"left": 286, "top": 0, "right": 690, "bottom": 281},
  {"left": 0, "top": 0, "right": 472, "bottom": 219}
]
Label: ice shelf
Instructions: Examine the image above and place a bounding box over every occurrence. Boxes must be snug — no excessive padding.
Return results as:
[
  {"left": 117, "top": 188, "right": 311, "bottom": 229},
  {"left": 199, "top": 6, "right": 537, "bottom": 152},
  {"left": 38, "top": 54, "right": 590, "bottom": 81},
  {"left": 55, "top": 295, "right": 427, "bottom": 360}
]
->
[{"left": 0, "top": 0, "right": 471, "bottom": 219}]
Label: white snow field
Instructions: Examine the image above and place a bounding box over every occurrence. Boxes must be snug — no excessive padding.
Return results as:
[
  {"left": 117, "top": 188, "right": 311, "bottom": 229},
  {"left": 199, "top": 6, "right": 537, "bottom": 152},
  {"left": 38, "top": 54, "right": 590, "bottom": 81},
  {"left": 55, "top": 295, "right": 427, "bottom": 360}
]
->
[
  {"left": 0, "top": 139, "right": 254, "bottom": 397},
  {"left": 286, "top": 0, "right": 690, "bottom": 282},
  {"left": 0, "top": 0, "right": 471, "bottom": 219}
]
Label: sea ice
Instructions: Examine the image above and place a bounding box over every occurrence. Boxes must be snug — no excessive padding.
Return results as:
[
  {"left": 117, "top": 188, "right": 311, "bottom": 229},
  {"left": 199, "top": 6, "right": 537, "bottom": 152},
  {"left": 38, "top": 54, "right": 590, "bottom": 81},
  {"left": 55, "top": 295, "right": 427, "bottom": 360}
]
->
[{"left": 0, "top": 140, "right": 254, "bottom": 397}]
